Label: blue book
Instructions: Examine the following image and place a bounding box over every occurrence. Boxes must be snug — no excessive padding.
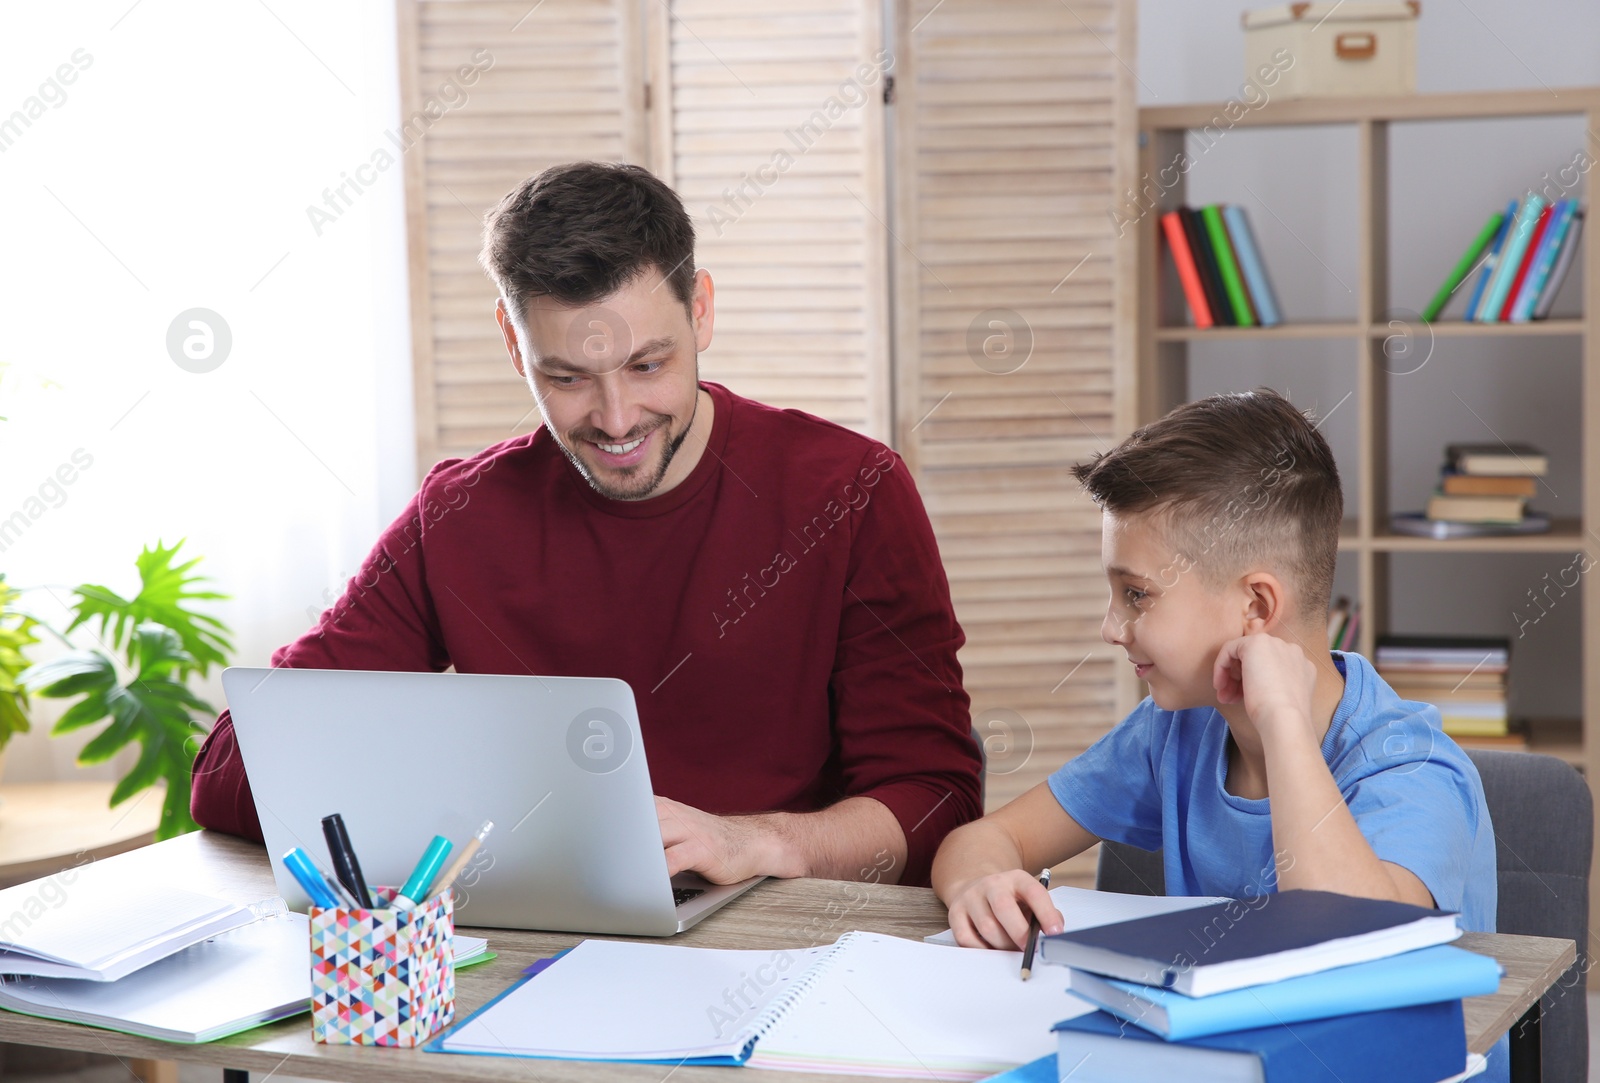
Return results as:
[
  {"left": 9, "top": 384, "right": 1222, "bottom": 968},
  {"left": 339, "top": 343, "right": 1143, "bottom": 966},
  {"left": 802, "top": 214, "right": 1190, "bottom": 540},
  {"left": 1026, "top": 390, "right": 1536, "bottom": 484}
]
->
[
  {"left": 1511, "top": 199, "right": 1575, "bottom": 322},
  {"left": 1037, "top": 889, "right": 1460, "bottom": 997},
  {"left": 1053, "top": 1002, "right": 1466, "bottom": 1083},
  {"left": 1066, "top": 944, "right": 1501, "bottom": 1040},
  {"left": 1464, "top": 199, "right": 1518, "bottom": 320},
  {"left": 1477, "top": 195, "right": 1548, "bottom": 321},
  {"left": 1221, "top": 205, "right": 1282, "bottom": 327}
]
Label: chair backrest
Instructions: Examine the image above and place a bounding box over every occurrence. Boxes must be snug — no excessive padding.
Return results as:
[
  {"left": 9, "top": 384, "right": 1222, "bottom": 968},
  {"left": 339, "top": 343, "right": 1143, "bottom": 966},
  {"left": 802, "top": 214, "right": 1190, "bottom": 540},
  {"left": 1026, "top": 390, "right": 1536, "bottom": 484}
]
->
[
  {"left": 1465, "top": 750, "right": 1591, "bottom": 1083},
  {"left": 1094, "top": 751, "right": 1592, "bottom": 1082}
]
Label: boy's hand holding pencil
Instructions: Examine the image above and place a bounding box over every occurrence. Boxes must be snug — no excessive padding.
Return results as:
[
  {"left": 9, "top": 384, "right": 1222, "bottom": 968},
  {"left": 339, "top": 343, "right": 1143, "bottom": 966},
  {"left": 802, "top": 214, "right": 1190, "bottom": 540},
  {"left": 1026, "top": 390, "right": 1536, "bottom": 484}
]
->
[{"left": 943, "top": 868, "right": 1064, "bottom": 951}]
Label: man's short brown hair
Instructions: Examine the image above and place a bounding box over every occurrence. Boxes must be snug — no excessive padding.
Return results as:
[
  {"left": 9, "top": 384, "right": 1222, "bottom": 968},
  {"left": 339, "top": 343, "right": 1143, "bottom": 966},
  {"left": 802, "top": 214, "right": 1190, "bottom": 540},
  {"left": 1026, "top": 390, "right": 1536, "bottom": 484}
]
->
[
  {"left": 1071, "top": 389, "right": 1344, "bottom": 615},
  {"left": 480, "top": 161, "right": 696, "bottom": 324}
]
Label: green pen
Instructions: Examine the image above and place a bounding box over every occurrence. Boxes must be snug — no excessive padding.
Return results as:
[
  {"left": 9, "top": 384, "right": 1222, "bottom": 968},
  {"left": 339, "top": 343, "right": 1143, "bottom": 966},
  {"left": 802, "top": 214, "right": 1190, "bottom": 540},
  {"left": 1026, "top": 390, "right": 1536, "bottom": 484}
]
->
[{"left": 394, "top": 835, "right": 453, "bottom": 910}]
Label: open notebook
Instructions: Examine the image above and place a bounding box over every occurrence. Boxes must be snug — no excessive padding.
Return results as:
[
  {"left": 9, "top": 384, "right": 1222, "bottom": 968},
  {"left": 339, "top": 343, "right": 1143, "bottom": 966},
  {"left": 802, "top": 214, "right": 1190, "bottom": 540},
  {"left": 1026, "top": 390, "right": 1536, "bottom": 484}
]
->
[
  {"left": 0, "top": 865, "right": 257, "bottom": 982},
  {"left": 429, "top": 931, "right": 1094, "bottom": 1080},
  {"left": 0, "top": 910, "right": 492, "bottom": 1044}
]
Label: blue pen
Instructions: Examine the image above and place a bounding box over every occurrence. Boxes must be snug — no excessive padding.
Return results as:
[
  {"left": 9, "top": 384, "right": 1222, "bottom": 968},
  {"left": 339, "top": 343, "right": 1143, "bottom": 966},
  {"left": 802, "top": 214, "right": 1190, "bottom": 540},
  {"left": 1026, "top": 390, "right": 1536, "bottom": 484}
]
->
[
  {"left": 394, "top": 835, "right": 453, "bottom": 910},
  {"left": 283, "top": 847, "right": 345, "bottom": 909}
]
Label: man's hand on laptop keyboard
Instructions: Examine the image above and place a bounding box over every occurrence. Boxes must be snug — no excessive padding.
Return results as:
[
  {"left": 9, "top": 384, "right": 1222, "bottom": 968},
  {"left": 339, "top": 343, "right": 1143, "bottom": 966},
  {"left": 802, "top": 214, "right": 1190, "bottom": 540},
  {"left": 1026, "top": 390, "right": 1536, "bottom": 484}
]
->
[{"left": 656, "top": 795, "right": 802, "bottom": 884}]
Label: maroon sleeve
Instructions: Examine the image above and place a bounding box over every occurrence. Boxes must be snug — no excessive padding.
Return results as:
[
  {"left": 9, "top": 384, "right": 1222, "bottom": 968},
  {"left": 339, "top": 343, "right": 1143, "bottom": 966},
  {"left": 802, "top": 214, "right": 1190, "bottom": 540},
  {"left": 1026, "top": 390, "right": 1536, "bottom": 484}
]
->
[
  {"left": 190, "top": 481, "right": 455, "bottom": 838},
  {"left": 830, "top": 446, "right": 982, "bottom": 887}
]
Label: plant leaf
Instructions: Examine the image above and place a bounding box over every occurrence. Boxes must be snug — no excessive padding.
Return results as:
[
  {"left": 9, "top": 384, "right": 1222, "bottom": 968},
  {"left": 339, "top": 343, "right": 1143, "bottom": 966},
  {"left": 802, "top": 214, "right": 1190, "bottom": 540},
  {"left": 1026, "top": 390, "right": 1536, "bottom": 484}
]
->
[{"left": 66, "top": 541, "right": 234, "bottom": 678}]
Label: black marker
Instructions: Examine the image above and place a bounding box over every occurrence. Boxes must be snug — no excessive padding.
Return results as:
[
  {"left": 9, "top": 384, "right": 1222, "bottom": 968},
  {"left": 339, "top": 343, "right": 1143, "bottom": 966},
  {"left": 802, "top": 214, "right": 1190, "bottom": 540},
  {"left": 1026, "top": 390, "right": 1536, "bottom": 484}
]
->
[{"left": 321, "top": 813, "right": 375, "bottom": 909}]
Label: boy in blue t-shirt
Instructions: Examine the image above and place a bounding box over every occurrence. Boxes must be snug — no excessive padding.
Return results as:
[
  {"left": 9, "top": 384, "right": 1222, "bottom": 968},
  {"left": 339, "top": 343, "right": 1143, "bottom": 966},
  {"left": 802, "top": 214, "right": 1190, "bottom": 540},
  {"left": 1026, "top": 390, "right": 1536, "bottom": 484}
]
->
[{"left": 932, "top": 388, "right": 1498, "bottom": 954}]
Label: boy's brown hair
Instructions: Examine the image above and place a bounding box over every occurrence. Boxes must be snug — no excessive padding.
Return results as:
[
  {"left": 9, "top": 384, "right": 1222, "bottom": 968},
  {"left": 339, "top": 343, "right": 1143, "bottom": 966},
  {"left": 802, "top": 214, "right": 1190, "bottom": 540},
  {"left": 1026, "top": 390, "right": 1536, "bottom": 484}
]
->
[{"left": 1071, "top": 389, "right": 1343, "bottom": 616}]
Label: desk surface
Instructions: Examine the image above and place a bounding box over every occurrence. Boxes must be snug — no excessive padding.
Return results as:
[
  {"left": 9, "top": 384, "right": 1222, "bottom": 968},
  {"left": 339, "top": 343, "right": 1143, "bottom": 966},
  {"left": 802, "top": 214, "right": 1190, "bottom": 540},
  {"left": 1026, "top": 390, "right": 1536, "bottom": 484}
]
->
[{"left": 0, "top": 832, "right": 1575, "bottom": 1083}]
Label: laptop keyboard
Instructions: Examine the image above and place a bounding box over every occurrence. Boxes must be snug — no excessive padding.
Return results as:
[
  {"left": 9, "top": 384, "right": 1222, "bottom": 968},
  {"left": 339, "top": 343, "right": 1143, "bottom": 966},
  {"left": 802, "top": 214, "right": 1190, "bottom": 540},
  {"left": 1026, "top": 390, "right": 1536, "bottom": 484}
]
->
[{"left": 672, "top": 887, "right": 707, "bottom": 908}]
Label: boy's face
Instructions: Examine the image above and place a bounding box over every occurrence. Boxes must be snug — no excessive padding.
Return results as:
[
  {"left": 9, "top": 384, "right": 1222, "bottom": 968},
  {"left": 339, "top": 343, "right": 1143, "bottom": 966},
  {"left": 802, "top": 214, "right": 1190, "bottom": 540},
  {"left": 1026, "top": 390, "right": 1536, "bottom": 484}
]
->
[{"left": 1097, "top": 509, "right": 1250, "bottom": 711}]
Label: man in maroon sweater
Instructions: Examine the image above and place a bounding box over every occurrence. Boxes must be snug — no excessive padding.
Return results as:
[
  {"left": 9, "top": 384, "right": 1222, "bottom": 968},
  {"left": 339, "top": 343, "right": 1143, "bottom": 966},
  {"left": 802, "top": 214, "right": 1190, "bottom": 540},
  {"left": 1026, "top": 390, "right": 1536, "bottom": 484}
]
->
[{"left": 191, "top": 162, "right": 980, "bottom": 887}]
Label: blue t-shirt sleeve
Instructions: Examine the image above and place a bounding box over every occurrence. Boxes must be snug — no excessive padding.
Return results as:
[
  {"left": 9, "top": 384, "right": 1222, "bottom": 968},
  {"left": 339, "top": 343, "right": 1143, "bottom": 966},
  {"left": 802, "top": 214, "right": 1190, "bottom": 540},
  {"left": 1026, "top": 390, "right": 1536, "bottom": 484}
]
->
[
  {"left": 1339, "top": 716, "right": 1486, "bottom": 914},
  {"left": 1046, "top": 700, "right": 1165, "bottom": 851}
]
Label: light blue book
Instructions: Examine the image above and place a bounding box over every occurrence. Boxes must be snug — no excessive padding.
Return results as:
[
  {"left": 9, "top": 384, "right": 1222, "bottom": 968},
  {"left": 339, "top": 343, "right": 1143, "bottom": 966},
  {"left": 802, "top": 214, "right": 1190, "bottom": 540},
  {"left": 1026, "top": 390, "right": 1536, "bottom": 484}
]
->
[
  {"left": 1065, "top": 944, "right": 1502, "bottom": 1042},
  {"left": 1464, "top": 198, "right": 1517, "bottom": 320},
  {"left": 1477, "top": 195, "right": 1547, "bottom": 321},
  {"left": 1511, "top": 199, "right": 1575, "bottom": 322},
  {"left": 1221, "top": 205, "right": 1282, "bottom": 327}
]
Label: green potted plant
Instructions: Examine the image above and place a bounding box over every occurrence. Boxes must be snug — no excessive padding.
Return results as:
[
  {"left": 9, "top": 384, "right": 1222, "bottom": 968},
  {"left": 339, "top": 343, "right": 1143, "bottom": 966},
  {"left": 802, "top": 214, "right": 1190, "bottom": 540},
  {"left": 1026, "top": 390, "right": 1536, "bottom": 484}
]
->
[
  {"left": 0, "top": 574, "right": 41, "bottom": 782},
  {"left": 23, "top": 541, "right": 234, "bottom": 839}
]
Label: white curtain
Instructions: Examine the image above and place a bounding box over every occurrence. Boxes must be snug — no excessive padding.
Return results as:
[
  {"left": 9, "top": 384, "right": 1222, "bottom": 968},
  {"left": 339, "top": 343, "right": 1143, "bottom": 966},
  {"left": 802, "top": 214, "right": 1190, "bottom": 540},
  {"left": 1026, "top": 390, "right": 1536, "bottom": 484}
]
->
[{"left": 0, "top": 0, "right": 419, "bottom": 781}]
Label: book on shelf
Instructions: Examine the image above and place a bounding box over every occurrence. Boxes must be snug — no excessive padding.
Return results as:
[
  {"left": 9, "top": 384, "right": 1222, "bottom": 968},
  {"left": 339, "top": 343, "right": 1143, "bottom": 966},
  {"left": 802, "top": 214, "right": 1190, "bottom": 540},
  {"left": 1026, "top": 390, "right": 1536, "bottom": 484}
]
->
[
  {"left": 1451, "top": 730, "right": 1529, "bottom": 752},
  {"left": 1534, "top": 208, "right": 1584, "bottom": 319},
  {"left": 1445, "top": 443, "right": 1547, "bottom": 478},
  {"left": 1221, "top": 205, "right": 1282, "bottom": 327},
  {"left": 1421, "top": 210, "right": 1504, "bottom": 322},
  {"left": 1463, "top": 198, "right": 1517, "bottom": 320},
  {"left": 1440, "top": 472, "right": 1537, "bottom": 497},
  {"left": 1161, "top": 204, "right": 1283, "bottom": 329},
  {"left": 1200, "top": 205, "right": 1257, "bottom": 327},
  {"left": 1160, "top": 211, "right": 1214, "bottom": 329},
  {"left": 1426, "top": 493, "right": 1525, "bottom": 524},
  {"left": 1440, "top": 194, "right": 1583, "bottom": 322}
]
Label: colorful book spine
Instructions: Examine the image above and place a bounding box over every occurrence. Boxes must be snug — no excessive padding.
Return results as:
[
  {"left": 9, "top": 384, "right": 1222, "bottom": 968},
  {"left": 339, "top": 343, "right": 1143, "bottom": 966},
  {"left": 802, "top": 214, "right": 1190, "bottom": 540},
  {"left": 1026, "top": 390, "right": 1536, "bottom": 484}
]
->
[
  {"left": 1463, "top": 198, "right": 1518, "bottom": 320},
  {"left": 1181, "top": 206, "right": 1232, "bottom": 326},
  {"left": 1478, "top": 195, "right": 1547, "bottom": 322},
  {"left": 1494, "top": 201, "right": 1553, "bottom": 321},
  {"left": 1511, "top": 199, "right": 1575, "bottom": 322},
  {"left": 1200, "top": 204, "right": 1257, "bottom": 327},
  {"left": 1421, "top": 211, "right": 1504, "bottom": 322},
  {"left": 1533, "top": 209, "right": 1584, "bottom": 319},
  {"left": 1160, "top": 210, "right": 1214, "bottom": 328},
  {"left": 1221, "top": 205, "right": 1281, "bottom": 327}
]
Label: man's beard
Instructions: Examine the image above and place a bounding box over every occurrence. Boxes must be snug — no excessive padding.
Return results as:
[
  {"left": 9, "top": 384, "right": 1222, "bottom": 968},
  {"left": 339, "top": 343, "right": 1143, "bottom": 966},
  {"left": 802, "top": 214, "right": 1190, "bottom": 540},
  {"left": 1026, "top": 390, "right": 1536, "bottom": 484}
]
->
[{"left": 560, "top": 396, "right": 698, "bottom": 501}]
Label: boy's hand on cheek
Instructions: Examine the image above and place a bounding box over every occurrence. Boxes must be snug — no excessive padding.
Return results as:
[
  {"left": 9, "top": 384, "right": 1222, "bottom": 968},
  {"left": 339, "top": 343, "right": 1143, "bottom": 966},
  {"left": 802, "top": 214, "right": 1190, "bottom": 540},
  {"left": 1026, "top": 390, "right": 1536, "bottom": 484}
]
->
[{"left": 1212, "top": 634, "right": 1318, "bottom": 745}]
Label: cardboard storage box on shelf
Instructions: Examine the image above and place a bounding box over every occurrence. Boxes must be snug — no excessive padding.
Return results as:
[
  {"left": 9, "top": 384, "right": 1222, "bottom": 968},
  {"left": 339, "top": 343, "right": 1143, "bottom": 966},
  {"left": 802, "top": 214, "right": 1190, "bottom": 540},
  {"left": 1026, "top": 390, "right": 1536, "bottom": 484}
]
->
[{"left": 1243, "top": 2, "right": 1419, "bottom": 98}]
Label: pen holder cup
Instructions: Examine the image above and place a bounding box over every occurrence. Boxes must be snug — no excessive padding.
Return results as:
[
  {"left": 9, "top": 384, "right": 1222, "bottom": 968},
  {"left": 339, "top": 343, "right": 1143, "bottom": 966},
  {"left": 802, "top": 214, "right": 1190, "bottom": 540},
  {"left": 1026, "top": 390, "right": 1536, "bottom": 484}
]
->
[{"left": 309, "top": 886, "right": 455, "bottom": 1047}]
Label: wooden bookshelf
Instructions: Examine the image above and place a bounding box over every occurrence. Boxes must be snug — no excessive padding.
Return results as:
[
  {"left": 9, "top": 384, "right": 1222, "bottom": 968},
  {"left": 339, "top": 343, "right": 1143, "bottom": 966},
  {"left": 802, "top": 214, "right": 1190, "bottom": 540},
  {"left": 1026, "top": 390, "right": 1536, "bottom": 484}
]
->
[{"left": 1135, "top": 88, "right": 1600, "bottom": 937}]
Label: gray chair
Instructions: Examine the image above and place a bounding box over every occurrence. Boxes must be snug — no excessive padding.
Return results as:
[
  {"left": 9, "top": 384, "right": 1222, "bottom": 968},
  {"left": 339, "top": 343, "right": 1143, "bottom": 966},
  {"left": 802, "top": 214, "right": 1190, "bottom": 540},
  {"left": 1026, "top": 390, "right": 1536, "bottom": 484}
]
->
[{"left": 1094, "top": 749, "right": 1592, "bottom": 1083}]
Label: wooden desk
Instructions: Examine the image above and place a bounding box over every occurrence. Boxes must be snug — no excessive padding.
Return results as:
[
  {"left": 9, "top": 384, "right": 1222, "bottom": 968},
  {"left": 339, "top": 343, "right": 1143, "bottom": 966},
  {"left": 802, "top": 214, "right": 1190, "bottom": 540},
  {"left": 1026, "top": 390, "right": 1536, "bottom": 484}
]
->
[{"left": 0, "top": 832, "right": 1575, "bottom": 1083}]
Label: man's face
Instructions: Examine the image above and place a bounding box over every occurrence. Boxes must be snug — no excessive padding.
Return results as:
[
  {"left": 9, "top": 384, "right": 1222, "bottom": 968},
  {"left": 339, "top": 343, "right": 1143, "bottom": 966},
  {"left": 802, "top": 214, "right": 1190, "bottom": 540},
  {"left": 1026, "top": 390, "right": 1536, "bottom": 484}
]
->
[
  {"left": 1098, "top": 509, "right": 1247, "bottom": 711},
  {"left": 497, "top": 268, "right": 715, "bottom": 501}
]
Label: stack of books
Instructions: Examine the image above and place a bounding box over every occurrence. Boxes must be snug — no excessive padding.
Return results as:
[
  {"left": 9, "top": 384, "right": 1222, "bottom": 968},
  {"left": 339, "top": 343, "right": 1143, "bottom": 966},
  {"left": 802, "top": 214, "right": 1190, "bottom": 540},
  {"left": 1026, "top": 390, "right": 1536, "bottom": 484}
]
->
[
  {"left": 1422, "top": 196, "right": 1585, "bottom": 323},
  {"left": 1160, "top": 204, "right": 1282, "bottom": 328},
  {"left": 1393, "top": 442, "right": 1549, "bottom": 539},
  {"left": 1375, "top": 634, "right": 1517, "bottom": 748},
  {"left": 1025, "top": 891, "right": 1500, "bottom": 1082}
]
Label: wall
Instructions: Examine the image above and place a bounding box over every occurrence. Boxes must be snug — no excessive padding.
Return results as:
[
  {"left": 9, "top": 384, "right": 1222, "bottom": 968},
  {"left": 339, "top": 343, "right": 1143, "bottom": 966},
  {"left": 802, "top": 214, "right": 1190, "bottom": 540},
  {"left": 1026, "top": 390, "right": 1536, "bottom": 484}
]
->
[
  {"left": 1139, "top": 0, "right": 1600, "bottom": 720},
  {"left": 0, "top": 0, "right": 417, "bottom": 783}
]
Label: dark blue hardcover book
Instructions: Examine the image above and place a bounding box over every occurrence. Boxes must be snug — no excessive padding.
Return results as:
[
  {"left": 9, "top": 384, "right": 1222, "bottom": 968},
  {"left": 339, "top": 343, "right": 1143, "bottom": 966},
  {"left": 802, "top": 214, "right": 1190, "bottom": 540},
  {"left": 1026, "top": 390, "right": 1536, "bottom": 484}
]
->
[
  {"left": 1053, "top": 1001, "right": 1466, "bottom": 1083},
  {"left": 1037, "top": 889, "right": 1460, "bottom": 996}
]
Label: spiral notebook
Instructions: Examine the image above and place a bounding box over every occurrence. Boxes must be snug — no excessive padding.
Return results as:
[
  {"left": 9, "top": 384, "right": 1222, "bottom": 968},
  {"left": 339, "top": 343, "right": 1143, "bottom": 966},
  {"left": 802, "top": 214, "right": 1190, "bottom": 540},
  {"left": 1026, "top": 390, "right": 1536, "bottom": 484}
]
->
[{"left": 428, "top": 931, "right": 1091, "bottom": 1079}]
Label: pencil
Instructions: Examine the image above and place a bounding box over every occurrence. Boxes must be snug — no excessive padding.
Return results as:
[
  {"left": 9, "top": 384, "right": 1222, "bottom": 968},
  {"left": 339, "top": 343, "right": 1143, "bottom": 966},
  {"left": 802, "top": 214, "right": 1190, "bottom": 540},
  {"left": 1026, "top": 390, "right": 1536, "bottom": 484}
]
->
[
  {"left": 427, "top": 819, "right": 495, "bottom": 900},
  {"left": 1019, "top": 867, "right": 1051, "bottom": 980}
]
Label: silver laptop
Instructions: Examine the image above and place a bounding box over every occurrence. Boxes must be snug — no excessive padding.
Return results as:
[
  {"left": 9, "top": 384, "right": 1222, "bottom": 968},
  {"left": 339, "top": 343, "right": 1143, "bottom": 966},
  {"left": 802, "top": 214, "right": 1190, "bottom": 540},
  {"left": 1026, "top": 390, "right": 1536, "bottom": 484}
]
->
[{"left": 221, "top": 667, "right": 762, "bottom": 934}]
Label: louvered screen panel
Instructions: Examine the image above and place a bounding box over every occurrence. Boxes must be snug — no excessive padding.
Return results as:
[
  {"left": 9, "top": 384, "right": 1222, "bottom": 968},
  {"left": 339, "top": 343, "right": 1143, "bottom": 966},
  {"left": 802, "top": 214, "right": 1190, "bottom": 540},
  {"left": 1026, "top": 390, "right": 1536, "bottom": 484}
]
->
[
  {"left": 401, "top": 0, "right": 645, "bottom": 472},
  {"left": 893, "top": 0, "right": 1136, "bottom": 884},
  {"left": 651, "top": 0, "right": 891, "bottom": 438}
]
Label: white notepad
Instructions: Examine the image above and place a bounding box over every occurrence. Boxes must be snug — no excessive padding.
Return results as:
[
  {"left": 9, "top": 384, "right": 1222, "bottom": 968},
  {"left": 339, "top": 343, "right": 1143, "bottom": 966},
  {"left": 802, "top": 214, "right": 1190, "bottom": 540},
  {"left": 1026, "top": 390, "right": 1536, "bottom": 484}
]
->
[
  {"left": 0, "top": 912, "right": 493, "bottom": 1045},
  {"left": 433, "top": 932, "right": 1094, "bottom": 1079},
  {"left": 923, "top": 886, "right": 1229, "bottom": 947},
  {"left": 0, "top": 863, "right": 256, "bottom": 982}
]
